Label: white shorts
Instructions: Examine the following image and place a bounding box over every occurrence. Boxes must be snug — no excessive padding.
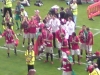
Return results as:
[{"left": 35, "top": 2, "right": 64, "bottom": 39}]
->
[
  {"left": 29, "top": 33, "right": 36, "bottom": 38},
  {"left": 45, "top": 47, "right": 53, "bottom": 54},
  {"left": 80, "top": 43, "right": 86, "bottom": 50},
  {"left": 62, "top": 71, "right": 72, "bottom": 75},
  {"left": 23, "top": 33, "right": 29, "bottom": 38},
  {"left": 6, "top": 43, "right": 15, "bottom": 48},
  {"left": 61, "top": 51, "right": 67, "bottom": 58},
  {"left": 71, "top": 49, "right": 80, "bottom": 55},
  {"left": 86, "top": 45, "right": 92, "bottom": 52},
  {"left": 56, "top": 40, "right": 61, "bottom": 49}
]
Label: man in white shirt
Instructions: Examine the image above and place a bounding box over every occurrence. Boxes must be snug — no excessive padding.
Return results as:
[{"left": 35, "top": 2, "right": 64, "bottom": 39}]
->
[
  {"left": 65, "top": 17, "right": 75, "bottom": 49},
  {"left": 50, "top": 14, "right": 60, "bottom": 48}
]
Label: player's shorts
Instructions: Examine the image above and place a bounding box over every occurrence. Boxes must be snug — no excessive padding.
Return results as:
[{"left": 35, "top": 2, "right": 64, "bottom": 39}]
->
[
  {"left": 61, "top": 51, "right": 67, "bottom": 58},
  {"left": 56, "top": 40, "right": 61, "bottom": 49},
  {"left": 29, "top": 33, "right": 36, "bottom": 39},
  {"left": 6, "top": 43, "right": 15, "bottom": 48},
  {"left": 71, "top": 49, "right": 80, "bottom": 55},
  {"left": 23, "top": 33, "right": 29, "bottom": 38},
  {"left": 45, "top": 47, "right": 53, "bottom": 54},
  {"left": 80, "top": 43, "right": 86, "bottom": 50},
  {"left": 15, "top": 14, "right": 21, "bottom": 20},
  {"left": 86, "top": 45, "right": 92, "bottom": 52},
  {"left": 62, "top": 71, "right": 72, "bottom": 75}
]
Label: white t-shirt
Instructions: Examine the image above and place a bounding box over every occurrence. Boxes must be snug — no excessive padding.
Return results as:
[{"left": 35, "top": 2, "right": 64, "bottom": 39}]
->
[
  {"left": 66, "top": 21, "right": 75, "bottom": 36},
  {"left": 50, "top": 18, "right": 60, "bottom": 32}
]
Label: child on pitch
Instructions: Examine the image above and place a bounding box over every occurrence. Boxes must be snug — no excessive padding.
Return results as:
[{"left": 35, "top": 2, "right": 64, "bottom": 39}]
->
[{"left": 2, "top": 11, "right": 13, "bottom": 30}]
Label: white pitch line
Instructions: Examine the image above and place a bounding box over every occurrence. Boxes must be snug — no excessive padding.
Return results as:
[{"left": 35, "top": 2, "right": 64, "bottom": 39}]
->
[
  {"left": 0, "top": 46, "right": 88, "bottom": 65},
  {"left": 76, "top": 26, "right": 100, "bottom": 31},
  {"left": 93, "top": 31, "right": 100, "bottom": 36}
]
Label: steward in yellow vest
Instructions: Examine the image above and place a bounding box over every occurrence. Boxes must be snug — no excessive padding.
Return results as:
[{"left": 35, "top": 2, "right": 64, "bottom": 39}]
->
[
  {"left": 25, "top": 45, "right": 35, "bottom": 73},
  {"left": 3, "top": 0, "right": 13, "bottom": 18}
]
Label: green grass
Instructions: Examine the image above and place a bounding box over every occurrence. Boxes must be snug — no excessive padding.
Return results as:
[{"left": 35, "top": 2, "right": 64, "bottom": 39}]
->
[{"left": 0, "top": 0, "right": 100, "bottom": 75}]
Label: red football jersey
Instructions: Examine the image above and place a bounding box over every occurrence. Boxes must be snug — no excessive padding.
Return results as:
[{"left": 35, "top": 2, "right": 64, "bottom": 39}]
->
[
  {"left": 70, "top": 36, "right": 79, "bottom": 50},
  {"left": 86, "top": 31, "right": 93, "bottom": 45},
  {"left": 2, "top": 29, "right": 15, "bottom": 43},
  {"left": 56, "top": 29, "right": 65, "bottom": 43}
]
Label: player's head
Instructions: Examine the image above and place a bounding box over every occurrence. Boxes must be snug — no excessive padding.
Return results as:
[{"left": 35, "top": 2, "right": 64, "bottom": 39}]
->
[
  {"left": 73, "top": 0, "right": 77, "bottom": 3},
  {"left": 95, "top": 51, "right": 100, "bottom": 57},
  {"left": 68, "top": 16, "right": 72, "bottom": 21},
  {"left": 72, "top": 32, "right": 76, "bottom": 37},
  {"left": 87, "top": 65, "right": 94, "bottom": 73},
  {"left": 60, "top": 7, "right": 64, "bottom": 11},
  {"left": 28, "top": 44, "right": 33, "bottom": 51},
  {"left": 86, "top": 27, "right": 90, "bottom": 32},
  {"left": 28, "top": 69, "right": 36, "bottom": 75},
  {"left": 82, "top": 25, "right": 86, "bottom": 30}
]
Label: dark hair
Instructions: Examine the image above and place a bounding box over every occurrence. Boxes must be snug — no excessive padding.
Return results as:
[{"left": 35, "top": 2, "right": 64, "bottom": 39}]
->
[
  {"left": 68, "top": 16, "right": 72, "bottom": 20},
  {"left": 72, "top": 32, "right": 76, "bottom": 36},
  {"left": 82, "top": 25, "right": 86, "bottom": 27},
  {"left": 60, "top": 7, "right": 64, "bottom": 10},
  {"left": 39, "top": 28, "right": 42, "bottom": 32},
  {"left": 86, "top": 27, "right": 90, "bottom": 31}
]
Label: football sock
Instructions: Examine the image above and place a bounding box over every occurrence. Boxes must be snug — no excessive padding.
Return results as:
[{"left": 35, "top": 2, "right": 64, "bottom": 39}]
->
[
  {"left": 32, "top": 38, "right": 34, "bottom": 45},
  {"left": 80, "top": 50, "right": 83, "bottom": 55},
  {"left": 7, "top": 53, "right": 9, "bottom": 57},
  {"left": 50, "top": 54, "right": 53, "bottom": 61},
  {"left": 23, "top": 39, "right": 25, "bottom": 45},
  {"left": 78, "top": 55, "right": 80, "bottom": 62},
  {"left": 61, "top": 63, "right": 63, "bottom": 68},
  {"left": 14, "top": 48, "right": 17, "bottom": 55},
  {"left": 58, "top": 50, "right": 61, "bottom": 58},
  {"left": 72, "top": 55, "right": 75, "bottom": 63},
  {"left": 46, "top": 53, "right": 49, "bottom": 61}
]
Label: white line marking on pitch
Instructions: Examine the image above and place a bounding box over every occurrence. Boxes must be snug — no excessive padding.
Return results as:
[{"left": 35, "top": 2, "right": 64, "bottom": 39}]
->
[
  {"left": 0, "top": 46, "right": 87, "bottom": 65},
  {"left": 76, "top": 26, "right": 100, "bottom": 31},
  {"left": 93, "top": 31, "right": 100, "bottom": 36}
]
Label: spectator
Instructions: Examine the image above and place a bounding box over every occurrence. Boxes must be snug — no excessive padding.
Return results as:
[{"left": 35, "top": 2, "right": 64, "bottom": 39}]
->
[
  {"left": 2, "top": 11, "right": 13, "bottom": 30},
  {"left": 20, "top": 0, "right": 30, "bottom": 7},
  {"left": 59, "top": 7, "right": 65, "bottom": 20},
  {"left": 70, "top": 0, "right": 78, "bottom": 25},
  {"left": 50, "top": 14, "right": 60, "bottom": 48},
  {"left": 64, "top": 8, "right": 73, "bottom": 21},
  {"left": 66, "top": 16, "right": 75, "bottom": 49},
  {"left": 14, "top": 1, "right": 23, "bottom": 30}
]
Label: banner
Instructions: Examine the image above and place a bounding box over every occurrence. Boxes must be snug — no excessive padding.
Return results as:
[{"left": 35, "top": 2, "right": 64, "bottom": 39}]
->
[{"left": 87, "top": 1, "right": 100, "bottom": 19}]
